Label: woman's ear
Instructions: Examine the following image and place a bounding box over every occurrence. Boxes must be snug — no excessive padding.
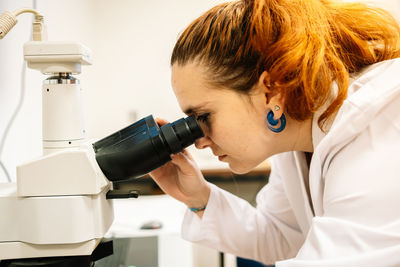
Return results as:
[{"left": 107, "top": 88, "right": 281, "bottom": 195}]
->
[
  {"left": 258, "top": 71, "right": 272, "bottom": 96},
  {"left": 258, "top": 71, "right": 286, "bottom": 119}
]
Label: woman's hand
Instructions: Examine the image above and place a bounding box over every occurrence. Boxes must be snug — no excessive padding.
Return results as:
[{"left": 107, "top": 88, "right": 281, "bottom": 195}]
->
[{"left": 149, "top": 118, "right": 211, "bottom": 210}]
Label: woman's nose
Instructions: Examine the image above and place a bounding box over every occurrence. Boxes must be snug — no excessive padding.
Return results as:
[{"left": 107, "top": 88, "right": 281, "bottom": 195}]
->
[{"left": 195, "top": 136, "right": 212, "bottom": 149}]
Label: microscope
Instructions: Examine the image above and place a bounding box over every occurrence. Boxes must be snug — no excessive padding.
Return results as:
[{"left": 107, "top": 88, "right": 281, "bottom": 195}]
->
[{"left": 0, "top": 8, "right": 203, "bottom": 267}]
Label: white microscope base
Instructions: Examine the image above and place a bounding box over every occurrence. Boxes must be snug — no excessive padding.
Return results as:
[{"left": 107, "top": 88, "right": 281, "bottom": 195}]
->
[
  {"left": 0, "top": 182, "right": 114, "bottom": 260},
  {"left": 0, "top": 239, "right": 101, "bottom": 260}
]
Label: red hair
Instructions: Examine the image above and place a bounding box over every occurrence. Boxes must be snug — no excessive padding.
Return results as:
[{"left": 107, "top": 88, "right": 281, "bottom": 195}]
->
[{"left": 171, "top": 0, "right": 400, "bottom": 129}]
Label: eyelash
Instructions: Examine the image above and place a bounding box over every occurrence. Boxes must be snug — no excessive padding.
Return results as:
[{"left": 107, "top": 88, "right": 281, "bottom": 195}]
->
[{"left": 197, "top": 113, "right": 210, "bottom": 124}]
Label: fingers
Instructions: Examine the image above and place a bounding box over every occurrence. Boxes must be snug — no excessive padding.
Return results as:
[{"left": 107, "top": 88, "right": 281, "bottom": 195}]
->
[
  {"left": 181, "top": 148, "right": 194, "bottom": 161},
  {"left": 155, "top": 117, "right": 169, "bottom": 127},
  {"left": 170, "top": 151, "right": 199, "bottom": 174}
]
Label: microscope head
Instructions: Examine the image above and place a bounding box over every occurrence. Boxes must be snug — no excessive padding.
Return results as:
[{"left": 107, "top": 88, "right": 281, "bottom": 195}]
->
[{"left": 93, "top": 115, "right": 204, "bottom": 181}]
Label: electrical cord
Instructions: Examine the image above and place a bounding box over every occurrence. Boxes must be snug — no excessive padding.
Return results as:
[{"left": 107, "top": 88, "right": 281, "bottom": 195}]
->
[
  {"left": 0, "top": 2, "right": 45, "bottom": 41},
  {"left": 0, "top": 0, "right": 37, "bottom": 182},
  {"left": 0, "top": 61, "right": 27, "bottom": 182},
  {"left": 0, "top": 163, "right": 11, "bottom": 182},
  {"left": 13, "top": 8, "right": 41, "bottom": 17}
]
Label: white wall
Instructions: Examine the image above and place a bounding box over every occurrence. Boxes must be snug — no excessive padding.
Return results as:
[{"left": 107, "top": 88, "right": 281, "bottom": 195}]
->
[
  {"left": 0, "top": 0, "right": 227, "bottom": 182},
  {"left": 1, "top": 0, "right": 399, "bottom": 182}
]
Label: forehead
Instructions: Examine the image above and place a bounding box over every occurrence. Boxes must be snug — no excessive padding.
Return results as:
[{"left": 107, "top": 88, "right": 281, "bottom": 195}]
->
[
  {"left": 171, "top": 62, "right": 255, "bottom": 115},
  {"left": 172, "top": 62, "right": 210, "bottom": 94},
  {"left": 171, "top": 62, "right": 217, "bottom": 111}
]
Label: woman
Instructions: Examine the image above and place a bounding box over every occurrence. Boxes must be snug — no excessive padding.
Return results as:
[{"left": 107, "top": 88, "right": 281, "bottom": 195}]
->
[{"left": 150, "top": 0, "right": 400, "bottom": 266}]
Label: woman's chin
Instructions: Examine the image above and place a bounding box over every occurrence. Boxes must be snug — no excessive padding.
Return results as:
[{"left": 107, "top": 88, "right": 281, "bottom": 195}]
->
[
  {"left": 228, "top": 163, "right": 252, "bottom": 175},
  {"left": 228, "top": 159, "right": 265, "bottom": 175}
]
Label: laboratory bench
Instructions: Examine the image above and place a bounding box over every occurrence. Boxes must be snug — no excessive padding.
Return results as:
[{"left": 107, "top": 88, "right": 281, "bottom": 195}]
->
[
  {"left": 96, "top": 161, "right": 270, "bottom": 267},
  {"left": 112, "top": 160, "right": 270, "bottom": 206}
]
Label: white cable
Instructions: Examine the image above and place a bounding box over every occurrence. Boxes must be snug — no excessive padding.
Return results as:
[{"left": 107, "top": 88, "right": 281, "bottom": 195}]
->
[
  {"left": 0, "top": 162, "right": 11, "bottom": 182},
  {"left": 0, "top": 62, "right": 28, "bottom": 183},
  {"left": 0, "top": 3, "right": 44, "bottom": 40},
  {"left": 0, "top": 0, "right": 36, "bottom": 182},
  {"left": 13, "top": 8, "right": 41, "bottom": 17},
  {"left": 0, "top": 11, "right": 17, "bottom": 39}
]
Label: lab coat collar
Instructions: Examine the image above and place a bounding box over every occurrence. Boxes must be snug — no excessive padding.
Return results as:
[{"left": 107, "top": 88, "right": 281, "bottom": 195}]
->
[
  {"left": 311, "top": 58, "right": 398, "bottom": 151},
  {"left": 310, "top": 58, "right": 400, "bottom": 216}
]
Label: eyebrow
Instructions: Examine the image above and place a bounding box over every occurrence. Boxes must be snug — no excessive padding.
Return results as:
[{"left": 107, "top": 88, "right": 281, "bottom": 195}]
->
[
  {"left": 183, "top": 102, "right": 209, "bottom": 115},
  {"left": 184, "top": 106, "right": 201, "bottom": 115}
]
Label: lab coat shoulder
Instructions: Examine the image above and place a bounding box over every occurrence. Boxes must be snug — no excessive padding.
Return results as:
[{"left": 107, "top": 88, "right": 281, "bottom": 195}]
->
[
  {"left": 278, "top": 58, "right": 400, "bottom": 266},
  {"left": 311, "top": 57, "right": 400, "bottom": 215}
]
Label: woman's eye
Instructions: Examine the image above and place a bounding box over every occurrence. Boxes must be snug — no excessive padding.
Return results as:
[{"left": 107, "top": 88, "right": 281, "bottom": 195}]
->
[{"left": 197, "top": 113, "right": 210, "bottom": 124}]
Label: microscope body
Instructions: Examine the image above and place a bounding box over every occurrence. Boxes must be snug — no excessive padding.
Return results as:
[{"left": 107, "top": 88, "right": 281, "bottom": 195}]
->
[
  {"left": 0, "top": 147, "right": 113, "bottom": 260},
  {"left": 0, "top": 41, "right": 114, "bottom": 260}
]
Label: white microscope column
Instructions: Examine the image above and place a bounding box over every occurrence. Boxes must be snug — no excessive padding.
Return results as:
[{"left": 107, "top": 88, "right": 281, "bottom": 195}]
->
[{"left": 42, "top": 74, "right": 85, "bottom": 155}]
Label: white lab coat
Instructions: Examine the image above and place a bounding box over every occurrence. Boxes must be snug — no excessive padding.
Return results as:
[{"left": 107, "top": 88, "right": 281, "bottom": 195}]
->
[{"left": 181, "top": 58, "right": 400, "bottom": 266}]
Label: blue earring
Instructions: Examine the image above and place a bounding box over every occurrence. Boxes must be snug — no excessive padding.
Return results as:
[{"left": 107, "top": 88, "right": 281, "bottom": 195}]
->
[{"left": 267, "top": 108, "right": 286, "bottom": 133}]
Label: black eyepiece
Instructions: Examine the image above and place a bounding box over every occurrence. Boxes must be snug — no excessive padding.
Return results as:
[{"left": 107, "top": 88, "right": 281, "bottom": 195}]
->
[{"left": 93, "top": 115, "right": 204, "bottom": 181}]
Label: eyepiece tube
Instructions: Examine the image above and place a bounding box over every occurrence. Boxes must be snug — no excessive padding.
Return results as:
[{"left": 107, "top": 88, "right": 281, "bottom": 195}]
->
[{"left": 93, "top": 115, "right": 204, "bottom": 181}]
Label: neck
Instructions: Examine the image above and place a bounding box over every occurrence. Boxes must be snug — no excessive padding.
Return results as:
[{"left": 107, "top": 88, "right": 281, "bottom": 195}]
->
[{"left": 288, "top": 116, "right": 314, "bottom": 152}]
